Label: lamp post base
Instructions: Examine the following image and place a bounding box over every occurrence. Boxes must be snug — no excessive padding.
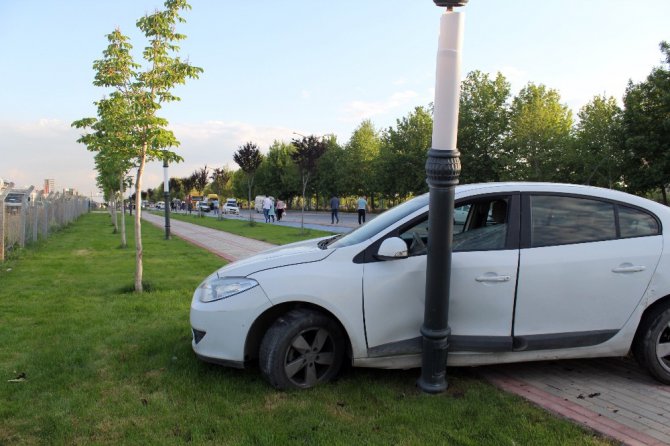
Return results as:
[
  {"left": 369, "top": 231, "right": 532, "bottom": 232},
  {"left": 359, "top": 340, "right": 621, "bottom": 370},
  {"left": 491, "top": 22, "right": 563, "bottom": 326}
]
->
[{"left": 417, "top": 326, "right": 451, "bottom": 393}]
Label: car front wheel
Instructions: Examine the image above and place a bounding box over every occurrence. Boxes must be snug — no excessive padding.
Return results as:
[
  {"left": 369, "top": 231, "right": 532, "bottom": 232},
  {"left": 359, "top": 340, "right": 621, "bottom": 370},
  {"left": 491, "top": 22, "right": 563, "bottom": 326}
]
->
[
  {"left": 259, "top": 309, "right": 345, "bottom": 389},
  {"left": 638, "top": 306, "right": 670, "bottom": 384}
]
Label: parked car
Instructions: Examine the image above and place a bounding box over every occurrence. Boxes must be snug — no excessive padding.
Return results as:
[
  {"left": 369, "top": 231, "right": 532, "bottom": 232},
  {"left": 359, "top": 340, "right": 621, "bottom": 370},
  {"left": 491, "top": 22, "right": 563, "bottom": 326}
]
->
[
  {"left": 222, "top": 198, "right": 240, "bottom": 215},
  {"left": 155, "top": 201, "right": 165, "bottom": 210},
  {"left": 191, "top": 183, "right": 670, "bottom": 389},
  {"left": 196, "top": 201, "right": 210, "bottom": 212}
]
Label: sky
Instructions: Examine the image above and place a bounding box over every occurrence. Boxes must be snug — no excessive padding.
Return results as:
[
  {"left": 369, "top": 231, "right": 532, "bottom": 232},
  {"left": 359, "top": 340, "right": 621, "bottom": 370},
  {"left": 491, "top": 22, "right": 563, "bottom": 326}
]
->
[{"left": 1, "top": 1, "right": 668, "bottom": 200}]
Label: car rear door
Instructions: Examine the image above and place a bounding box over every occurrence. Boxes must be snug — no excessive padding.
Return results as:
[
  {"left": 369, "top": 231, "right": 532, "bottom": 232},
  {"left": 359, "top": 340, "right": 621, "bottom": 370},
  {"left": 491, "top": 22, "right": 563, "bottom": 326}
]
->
[{"left": 513, "top": 193, "right": 663, "bottom": 350}]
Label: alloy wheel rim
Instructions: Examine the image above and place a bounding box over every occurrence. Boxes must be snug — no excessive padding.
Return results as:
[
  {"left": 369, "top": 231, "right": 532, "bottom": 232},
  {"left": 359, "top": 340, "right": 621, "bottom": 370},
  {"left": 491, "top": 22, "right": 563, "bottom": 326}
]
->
[
  {"left": 656, "top": 321, "right": 670, "bottom": 373},
  {"left": 284, "top": 327, "right": 336, "bottom": 388}
]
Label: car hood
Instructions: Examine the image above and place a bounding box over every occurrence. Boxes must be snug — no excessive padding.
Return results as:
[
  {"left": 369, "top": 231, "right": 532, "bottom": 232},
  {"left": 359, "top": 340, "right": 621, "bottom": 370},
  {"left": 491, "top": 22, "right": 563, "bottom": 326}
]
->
[{"left": 215, "top": 236, "right": 334, "bottom": 277}]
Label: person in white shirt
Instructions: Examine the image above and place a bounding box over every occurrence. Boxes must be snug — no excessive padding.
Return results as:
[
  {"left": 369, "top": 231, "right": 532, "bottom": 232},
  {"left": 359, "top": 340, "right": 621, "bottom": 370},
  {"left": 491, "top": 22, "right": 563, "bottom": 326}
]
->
[{"left": 262, "top": 195, "right": 273, "bottom": 223}]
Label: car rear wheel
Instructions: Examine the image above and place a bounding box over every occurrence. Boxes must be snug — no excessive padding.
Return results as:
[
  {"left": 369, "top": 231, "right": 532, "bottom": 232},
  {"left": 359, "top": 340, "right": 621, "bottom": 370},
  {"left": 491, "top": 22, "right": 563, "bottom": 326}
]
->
[
  {"left": 259, "top": 309, "right": 345, "bottom": 389},
  {"left": 638, "top": 306, "right": 670, "bottom": 384}
]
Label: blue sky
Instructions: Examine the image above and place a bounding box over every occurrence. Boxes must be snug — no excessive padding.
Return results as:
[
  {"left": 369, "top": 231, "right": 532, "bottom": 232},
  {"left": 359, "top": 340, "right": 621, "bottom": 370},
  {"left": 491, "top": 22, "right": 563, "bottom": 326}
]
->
[{"left": 1, "top": 0, "right": 668, "bottom": 198}]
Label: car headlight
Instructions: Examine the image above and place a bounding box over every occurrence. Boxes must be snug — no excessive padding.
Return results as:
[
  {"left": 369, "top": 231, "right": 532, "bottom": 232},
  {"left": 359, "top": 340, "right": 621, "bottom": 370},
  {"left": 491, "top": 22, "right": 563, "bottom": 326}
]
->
[{"left": 198, "top": 277, "right": 259, "bottom": 303}]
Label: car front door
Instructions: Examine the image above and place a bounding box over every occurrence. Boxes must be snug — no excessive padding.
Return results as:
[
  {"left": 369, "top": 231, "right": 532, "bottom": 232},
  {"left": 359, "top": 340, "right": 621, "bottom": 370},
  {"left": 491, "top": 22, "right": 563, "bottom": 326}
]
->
[
  {"left": 513, "top": 194, "right": 663, "bottom": 350},
  {"left": 362, "top": 194, "right": 520, "bottom": 356}
]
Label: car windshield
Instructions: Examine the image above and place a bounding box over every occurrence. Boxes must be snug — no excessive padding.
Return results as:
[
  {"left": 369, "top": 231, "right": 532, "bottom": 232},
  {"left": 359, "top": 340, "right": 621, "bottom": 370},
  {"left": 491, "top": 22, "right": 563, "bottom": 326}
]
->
[{"left": 330, "top": 194, "right": 429, "bottom": 249}]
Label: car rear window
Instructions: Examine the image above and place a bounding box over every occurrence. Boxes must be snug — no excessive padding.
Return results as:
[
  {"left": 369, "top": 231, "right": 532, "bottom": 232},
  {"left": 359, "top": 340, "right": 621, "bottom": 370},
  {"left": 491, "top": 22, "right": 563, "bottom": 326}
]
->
[
  {"left": 530, "top": 195, "right": 616, "bottom": 247},
  {"left": 618, "top": 205, "right": 659, "bottom": 238}
]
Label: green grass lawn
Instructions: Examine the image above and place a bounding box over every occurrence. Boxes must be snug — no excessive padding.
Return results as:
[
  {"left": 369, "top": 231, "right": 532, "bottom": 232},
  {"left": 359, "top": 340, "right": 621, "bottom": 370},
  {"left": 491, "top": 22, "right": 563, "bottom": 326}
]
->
[
  {"left": 0, "top": 213, "right": 614, "bottom": 445},
  {"left": 165, "top": 212, "right": 334, "bottom": 245}
]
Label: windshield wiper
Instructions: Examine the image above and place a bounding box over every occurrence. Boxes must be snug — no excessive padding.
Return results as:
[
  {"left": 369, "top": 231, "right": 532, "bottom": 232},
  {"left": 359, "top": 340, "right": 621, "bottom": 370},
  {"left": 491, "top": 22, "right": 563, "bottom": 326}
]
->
[{"left": 317, "top": 234, "right": 342, "bottom": 249}]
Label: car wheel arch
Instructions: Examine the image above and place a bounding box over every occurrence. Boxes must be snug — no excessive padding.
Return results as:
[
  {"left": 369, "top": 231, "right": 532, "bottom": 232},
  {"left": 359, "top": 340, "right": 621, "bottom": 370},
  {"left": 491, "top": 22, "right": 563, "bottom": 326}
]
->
[
  {"left": 244, "top": 301, "right": 353, "bottom": 365},
  {"left": 632, "top": 294, "right": 670, "bottom": 357}
]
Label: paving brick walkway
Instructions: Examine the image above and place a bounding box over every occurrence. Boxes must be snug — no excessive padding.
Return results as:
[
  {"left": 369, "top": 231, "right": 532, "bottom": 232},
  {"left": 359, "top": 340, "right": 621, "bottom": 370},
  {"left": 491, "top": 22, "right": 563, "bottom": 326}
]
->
[
  {"left": 143, "top": 211, "right": 670, "bottom": 445},
  {"left": 142, "top": 212, "right": 275, "bottom": 262},
  {"left": 480, "top": 358, "right": 670, "bottom": 445}
]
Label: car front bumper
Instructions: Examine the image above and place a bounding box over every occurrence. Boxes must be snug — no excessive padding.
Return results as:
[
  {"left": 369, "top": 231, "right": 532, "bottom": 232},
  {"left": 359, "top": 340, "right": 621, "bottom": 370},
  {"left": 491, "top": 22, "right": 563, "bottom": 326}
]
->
[{"left": 190, "top": 285, "right": 272, "bottom": 366}]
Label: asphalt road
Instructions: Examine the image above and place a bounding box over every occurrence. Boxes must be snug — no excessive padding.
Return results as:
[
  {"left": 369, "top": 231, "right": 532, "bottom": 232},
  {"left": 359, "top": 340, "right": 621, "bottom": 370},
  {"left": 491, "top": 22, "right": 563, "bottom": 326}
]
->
[{"left": 171, "top": 208, "right": 377, "bottom": 234}]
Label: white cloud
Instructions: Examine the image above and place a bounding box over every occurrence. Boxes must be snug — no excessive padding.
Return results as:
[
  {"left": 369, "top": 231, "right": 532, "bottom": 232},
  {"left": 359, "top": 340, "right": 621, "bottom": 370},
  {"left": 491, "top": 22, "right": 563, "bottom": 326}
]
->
[{"left": 340, "top": 90, "right": 421, "bottom": 122}]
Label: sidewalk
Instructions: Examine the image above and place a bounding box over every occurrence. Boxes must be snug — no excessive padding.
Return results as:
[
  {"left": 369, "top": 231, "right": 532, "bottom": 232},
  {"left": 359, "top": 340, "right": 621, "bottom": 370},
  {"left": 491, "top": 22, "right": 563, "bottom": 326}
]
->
[
  {"left": 142, "top": 212, "right": 275, "bottom": 262},
  {"left": 142, "top": 212, "right": 670, "bottom": 446}
]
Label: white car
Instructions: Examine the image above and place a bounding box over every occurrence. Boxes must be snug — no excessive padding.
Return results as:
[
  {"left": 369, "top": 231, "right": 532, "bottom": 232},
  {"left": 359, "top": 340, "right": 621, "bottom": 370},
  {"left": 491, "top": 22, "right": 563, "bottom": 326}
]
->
[
  {"left": 190, "top": 183, "right": 670, "bottom": 389},
  {"left": 222, "top": 198, "right": 240, "bottom": 215}
]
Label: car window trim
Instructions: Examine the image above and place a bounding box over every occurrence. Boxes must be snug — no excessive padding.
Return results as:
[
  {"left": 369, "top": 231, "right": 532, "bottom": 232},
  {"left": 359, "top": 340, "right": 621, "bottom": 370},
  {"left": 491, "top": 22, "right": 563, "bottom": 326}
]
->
[
  {"left": 520, "top": 192, "right": 663, "bottom": 249},
  {"left": 354, "top": 192, "right": 521, "bottom": 263}
]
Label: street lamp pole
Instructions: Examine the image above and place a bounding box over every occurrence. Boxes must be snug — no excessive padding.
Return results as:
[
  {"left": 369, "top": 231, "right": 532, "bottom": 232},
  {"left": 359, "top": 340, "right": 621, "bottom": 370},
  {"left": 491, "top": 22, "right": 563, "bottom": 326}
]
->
[
  {"left": 163, "top": 152, "right": 171, "bottom": 240},
  {"left": 418, "top": 0, "right": 467, "bottom": 394}
]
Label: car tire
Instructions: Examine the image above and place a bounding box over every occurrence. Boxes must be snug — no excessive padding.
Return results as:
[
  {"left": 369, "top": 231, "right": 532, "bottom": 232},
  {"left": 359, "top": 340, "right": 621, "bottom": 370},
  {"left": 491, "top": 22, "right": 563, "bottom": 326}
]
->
[
  {"left": 638, "top": 305, "right": 670, "bottom": 384},
  {"left": 259, "top": 309, "right": 345, "bottom": 390}
]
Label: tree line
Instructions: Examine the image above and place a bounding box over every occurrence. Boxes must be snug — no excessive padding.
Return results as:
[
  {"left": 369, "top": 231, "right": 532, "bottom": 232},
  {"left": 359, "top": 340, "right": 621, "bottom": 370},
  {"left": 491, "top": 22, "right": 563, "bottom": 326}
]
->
[{"left": 149, "top": 41, "right": 670, "bottom": 211}]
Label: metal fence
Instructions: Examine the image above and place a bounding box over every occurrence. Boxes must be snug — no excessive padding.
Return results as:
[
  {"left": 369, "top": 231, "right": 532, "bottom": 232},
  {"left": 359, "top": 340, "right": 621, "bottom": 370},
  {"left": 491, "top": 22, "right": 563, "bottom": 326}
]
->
[{"left": 1, "top": 188, "right": 89, "bottom": 262}]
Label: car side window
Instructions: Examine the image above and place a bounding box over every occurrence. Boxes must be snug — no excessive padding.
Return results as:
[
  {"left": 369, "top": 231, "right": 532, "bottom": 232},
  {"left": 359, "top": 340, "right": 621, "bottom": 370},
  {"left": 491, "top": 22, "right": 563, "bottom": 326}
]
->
[
  {"left": 618, "top": 205, "right": 659, "bottom": 238},
  {"left": 530, "top": 195, "right": 616, "bottom": 248},
  {"left": 453, "top": 198, "right": 509, "bottom": 252},
  {"left": 396, "top": 196, "right": 511, "bottom": 256},
  {"left": 398, "top": 217, "right": 429, "bottom": 256}
]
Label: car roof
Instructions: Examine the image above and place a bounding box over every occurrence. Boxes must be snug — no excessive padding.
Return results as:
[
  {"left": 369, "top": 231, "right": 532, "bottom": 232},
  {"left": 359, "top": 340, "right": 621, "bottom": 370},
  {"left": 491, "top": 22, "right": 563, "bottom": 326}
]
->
[{"left": 456, "top": 182, "right": 667, "bottom": 214}]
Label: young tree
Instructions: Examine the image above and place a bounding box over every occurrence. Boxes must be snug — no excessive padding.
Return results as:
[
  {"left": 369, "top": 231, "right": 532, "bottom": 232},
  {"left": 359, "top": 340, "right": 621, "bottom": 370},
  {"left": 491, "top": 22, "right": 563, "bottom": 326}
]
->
[
  {"left": 189, "top": 166, "right": 209, "bottom": 216},
  {"left": 73, "top": 94, "right": 135, "bottom": 248},
  {"left": 233, "top": 142, "right": 264, "bottom": 223},
  {"left": 291, "top": 135, "right": 327, "bottom": 232},
  {"left": 73, "top": 0, "right": 202, "bottom": 292},
  {"left": 191, "top": 166, "right": 210, "bottom": 196},
  {"left": 210, "top": 167, "right": 232, "bottom": 218}
]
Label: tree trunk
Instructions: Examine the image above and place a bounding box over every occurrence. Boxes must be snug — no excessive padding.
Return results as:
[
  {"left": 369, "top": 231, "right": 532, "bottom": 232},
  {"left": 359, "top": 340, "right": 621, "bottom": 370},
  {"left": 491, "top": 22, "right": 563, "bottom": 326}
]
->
[
  {"left": 300, "top": 173, "right": 307, "bottom": 234},
  {"left": 662, "top": 184, "right": 668, "bottom": 206},
  {"left": 247, "top": 178, "right": 253, "bottom": 224},
  {"left": 112, "top": 199, "right": 119, "bottom": 234},
  {"left": 119, "top": 176, "right": 127, "bottom": 248},
  {"left": 134, "top": 147, "right": 146, "bottom": 293}
]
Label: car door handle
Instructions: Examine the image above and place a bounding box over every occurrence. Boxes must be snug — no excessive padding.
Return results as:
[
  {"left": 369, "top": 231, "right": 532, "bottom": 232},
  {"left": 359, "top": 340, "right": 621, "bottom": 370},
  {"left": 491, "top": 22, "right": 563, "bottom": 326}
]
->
[
  {"left": 612, "top": 265, "right": 646, "bottom": 273},
  {"left": 475, "top": 275, "right": 511, "bottom": 283}
]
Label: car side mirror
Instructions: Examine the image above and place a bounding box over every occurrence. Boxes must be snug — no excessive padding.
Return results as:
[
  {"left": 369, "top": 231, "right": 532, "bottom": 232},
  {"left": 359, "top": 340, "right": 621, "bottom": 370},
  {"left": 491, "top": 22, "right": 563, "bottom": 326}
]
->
[{"left": 375, "top": 237, "right": 409, "bottom": 260}]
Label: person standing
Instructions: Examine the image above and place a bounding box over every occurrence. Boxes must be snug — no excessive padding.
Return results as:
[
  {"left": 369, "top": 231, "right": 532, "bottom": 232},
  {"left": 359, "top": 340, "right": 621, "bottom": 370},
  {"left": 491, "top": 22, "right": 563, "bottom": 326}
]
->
[
  {"left": 276, "top": 199, "right": 286, "bottom": 221},
  {"left": 329, "top": 195, "right": 340, "bottom": 224},
  {"left": 269, "top": 200, "right": 276, "bottom": 223},
  {"left": 357, "top": 195, "right": 368, "bottom": 225},
  {"left": 262, "top": 195, "right": 273, "bottom": 223}
]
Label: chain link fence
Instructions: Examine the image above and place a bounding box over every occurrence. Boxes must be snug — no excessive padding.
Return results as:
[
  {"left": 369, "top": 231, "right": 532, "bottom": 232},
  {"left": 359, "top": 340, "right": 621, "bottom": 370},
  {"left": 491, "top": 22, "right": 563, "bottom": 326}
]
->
[{"left": 1, "top": 187, "right": 90, "bottom": 262}]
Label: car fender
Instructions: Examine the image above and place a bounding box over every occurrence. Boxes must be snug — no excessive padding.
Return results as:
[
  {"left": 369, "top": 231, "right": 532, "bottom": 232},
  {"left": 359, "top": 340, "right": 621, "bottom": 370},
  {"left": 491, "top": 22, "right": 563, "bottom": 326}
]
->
[{"left": 250, "top": 247, "right": 368, "bottom": 358}]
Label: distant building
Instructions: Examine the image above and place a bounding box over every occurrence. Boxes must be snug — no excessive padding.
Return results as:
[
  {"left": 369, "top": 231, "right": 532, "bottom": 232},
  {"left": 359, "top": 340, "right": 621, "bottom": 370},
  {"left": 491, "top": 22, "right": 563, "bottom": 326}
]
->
[{"left": 44, "top": 178, "right": 55, "bottom": 194}]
